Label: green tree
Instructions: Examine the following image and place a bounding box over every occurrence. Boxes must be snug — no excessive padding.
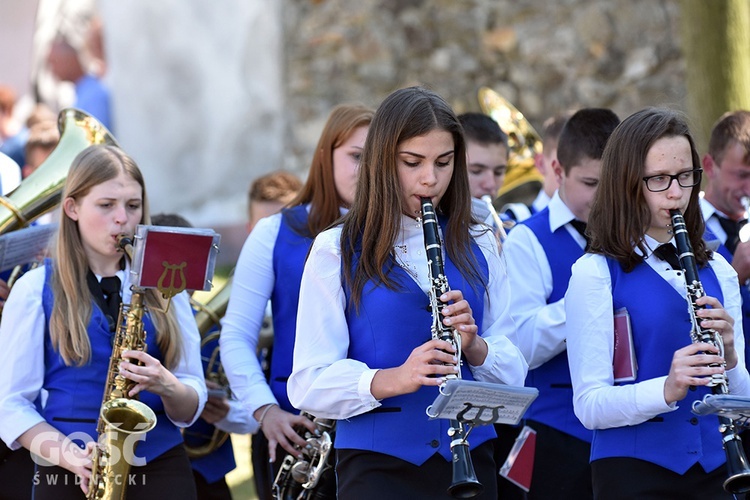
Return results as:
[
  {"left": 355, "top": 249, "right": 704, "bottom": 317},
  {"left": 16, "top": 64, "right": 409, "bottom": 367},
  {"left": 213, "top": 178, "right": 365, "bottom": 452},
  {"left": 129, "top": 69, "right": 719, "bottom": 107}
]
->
[{"left": 681, "top": 0, "right": 750, "bottom": 152}]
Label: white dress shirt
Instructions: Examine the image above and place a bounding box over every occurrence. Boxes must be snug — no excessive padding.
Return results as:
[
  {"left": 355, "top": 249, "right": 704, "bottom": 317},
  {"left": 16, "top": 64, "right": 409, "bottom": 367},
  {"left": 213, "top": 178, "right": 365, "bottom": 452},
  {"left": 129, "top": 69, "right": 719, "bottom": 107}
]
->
[
  {"left": 220, "top": 212, "right": 285, "bottom": 418},
  {"left": 220, "top": 205, "right": 340, "bottom": 418},
  {"left": 214, "top": 401, "right": 259, "bottom": 434},
  {"left": 0, "top": 261, "right": 207, "bottom": 449},
  {"left": 565, "top": 234, "right": 750, "bottom": 431},
  {"left": 503, "top": 191, "right": 586, "bottom": 369},
  {"left": 700, "top": 197, "right": 731, "bottom": 244},
  {"left": 532, "top": 189, "right": 552, "bottom": 213},
  {"left": 287, "top": 214, "right": 528, "bottom": 420}
]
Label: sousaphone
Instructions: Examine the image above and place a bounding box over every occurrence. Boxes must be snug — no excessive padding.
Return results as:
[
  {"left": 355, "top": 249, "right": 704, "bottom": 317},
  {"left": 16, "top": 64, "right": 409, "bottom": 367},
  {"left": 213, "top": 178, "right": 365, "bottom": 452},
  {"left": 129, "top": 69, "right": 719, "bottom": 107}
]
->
[
  {"left": 477, "top": 87, "right": 543, "bottom": 208},
  {"left": 0, "top": 108, "right": 118, "bottom": 233}
]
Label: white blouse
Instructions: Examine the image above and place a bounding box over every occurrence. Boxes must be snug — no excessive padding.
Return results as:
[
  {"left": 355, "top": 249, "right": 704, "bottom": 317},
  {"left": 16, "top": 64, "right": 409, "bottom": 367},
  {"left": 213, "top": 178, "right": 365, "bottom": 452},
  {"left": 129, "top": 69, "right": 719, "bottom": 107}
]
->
[
  {"left": 0, "top": 262, "right": 207, "bottom": 450},
  {"left": 565, "top": 234, "right": 750, "bottom": 431},
  {"left": 288, "top": 214, "right": 528, "bottom": 419}
]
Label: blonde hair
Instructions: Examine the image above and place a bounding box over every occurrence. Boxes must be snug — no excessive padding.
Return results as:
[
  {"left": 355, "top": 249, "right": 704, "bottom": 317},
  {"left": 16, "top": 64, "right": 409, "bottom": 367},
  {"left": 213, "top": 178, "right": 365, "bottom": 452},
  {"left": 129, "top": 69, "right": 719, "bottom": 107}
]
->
[
  {"left": 248, "top": 171, "right": 302, "bottom": 206},
  {"left": 49, "top": 145, "right": 183, "bottom": 368}
]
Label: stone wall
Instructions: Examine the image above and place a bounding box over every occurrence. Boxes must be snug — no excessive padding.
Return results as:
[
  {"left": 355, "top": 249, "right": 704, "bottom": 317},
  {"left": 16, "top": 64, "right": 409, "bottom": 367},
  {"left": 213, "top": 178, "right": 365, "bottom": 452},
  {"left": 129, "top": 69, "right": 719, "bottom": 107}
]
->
[
  {"left": 90, "top": 0, "right": 687, "bottom": 265},
  {"left": 281, "top": 0, "right": 685, "bottom": 172}
]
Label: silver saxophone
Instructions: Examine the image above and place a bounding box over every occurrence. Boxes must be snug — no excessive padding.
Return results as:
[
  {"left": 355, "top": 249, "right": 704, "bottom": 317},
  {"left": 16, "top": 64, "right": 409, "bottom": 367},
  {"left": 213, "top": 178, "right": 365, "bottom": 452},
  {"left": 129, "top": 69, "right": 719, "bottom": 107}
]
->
[{"left": 272, "top": 412, "right": 335, "bottom": 500}]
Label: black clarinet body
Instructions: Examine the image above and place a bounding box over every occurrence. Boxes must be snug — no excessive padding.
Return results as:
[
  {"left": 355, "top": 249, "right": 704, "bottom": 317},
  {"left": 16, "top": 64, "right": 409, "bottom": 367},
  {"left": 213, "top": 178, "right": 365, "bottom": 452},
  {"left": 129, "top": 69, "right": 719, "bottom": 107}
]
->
[
  {"left": 420, "top": 197, "right": 483, "bottom": 499},
  {"left": 670, "top": 209, "right": 750, "bottom": 494}
]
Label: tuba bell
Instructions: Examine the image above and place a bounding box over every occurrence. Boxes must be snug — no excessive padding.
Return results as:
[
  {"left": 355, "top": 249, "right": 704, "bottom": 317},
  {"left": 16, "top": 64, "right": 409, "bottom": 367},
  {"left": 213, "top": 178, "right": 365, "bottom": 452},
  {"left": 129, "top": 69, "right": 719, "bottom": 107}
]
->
[
  {"left": 184, "top": 276, "right": 233, "bottom": 458},
  {"left": 477, "top": 87, "right": 543, "bottom": 209},
  {"left": 0, "top": 108, "right": 118, "bottom": 234}
]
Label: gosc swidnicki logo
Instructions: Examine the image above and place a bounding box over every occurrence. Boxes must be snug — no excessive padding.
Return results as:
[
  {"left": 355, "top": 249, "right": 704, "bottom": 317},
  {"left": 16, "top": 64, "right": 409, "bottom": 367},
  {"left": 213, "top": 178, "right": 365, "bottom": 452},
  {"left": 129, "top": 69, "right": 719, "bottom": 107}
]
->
[{"left": 29, "top": 422, "right": 151, "bottom": 467}]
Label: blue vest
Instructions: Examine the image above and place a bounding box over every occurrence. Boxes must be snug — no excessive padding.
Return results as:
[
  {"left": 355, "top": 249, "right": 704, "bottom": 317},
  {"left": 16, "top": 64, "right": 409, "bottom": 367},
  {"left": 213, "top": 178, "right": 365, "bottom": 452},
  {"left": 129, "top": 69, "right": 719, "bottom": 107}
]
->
[
  {"left": 704, "top": 227, "right": 750, "bottom": 366},
  {"left": 185, "top": 332, "right": 236, "bottom": 484},
  {"left": 336, "top": 220, "right": 496, "bottom": 466},
  {"left": 270, "top": 205, "right": 315, "bottom": 412},
  {"left": 41, "top": 264, "right": 183, "bottom": 462},
  {"left": 522, "top": 208, "right": 592, "bottom": 442},
  {"left": 595, "top": 258, "right": 726, "bottom": 474}
]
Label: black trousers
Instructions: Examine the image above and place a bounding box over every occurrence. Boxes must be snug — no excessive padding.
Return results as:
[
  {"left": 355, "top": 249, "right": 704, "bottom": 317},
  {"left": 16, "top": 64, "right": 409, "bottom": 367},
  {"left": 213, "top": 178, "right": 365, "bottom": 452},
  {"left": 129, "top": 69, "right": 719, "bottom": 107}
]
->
[
  {"left": 250, "top": 432, "right": 288, "bottom": 500},
  {"left": 526, "top": 420, "right": 593, "bottom": 500},
  {"left": 0, "top": 444, "right": 35, "bottom": 500},
  {"left": 336, "top": 440, "right": 497, "bottom": 500},
  {"left": 32, "top": 444, "right": 197, "bottom": 500},
  {"left": 192, "top": 470, "right": 233, "bottom": 500},
  {"left": 591, "top": 458, "right": 733, "bottom": 500}
]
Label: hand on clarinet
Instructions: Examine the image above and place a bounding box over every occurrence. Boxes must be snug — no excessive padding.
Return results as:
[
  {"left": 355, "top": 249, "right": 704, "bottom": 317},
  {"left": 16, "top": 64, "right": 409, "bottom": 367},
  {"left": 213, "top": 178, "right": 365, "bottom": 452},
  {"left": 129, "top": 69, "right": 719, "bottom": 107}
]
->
[
  {"left": 664, "top": 342, "right": 724, "bottom": 404},
  {"left": 370, "top": 289, "right": 481, "bottom": 399},
  {"left": 253, "top": 404, "right": 317, "bottom": 463},
  {"left": 695, "top": 294, "right": 738, "bottom": 369},
  {"left": 663, "top": 296, "right": 736, "bottom": 405},
  {"left": 440, "top": 289, "right": 487, "bottom": 366}
]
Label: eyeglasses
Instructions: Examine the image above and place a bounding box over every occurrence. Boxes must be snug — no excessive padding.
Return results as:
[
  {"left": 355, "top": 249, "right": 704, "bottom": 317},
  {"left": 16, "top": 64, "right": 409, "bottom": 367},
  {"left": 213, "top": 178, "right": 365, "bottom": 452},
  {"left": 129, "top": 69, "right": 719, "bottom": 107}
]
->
[{"left": 642, "top": 169, "right": 702, "bottom": 193}]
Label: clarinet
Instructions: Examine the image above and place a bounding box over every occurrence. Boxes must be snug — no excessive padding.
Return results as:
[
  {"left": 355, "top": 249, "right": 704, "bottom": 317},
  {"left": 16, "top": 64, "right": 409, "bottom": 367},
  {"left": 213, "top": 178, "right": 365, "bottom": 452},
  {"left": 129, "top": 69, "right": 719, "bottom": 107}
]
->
[
  {"left": 670, "top": 209, "right": 750, "bottom": 494},
  {"left": 420, "top": 197, "right": 483, "bottom": 499}
]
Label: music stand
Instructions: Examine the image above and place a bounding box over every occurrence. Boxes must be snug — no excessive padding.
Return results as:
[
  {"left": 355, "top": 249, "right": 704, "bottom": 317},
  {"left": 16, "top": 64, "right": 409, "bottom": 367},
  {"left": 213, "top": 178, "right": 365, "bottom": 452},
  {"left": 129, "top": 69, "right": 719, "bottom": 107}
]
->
[
  {"left": 692, "top": 394, "right": 750, "bottom": 429},
  {"left": 128, "top": 224, "right": 221, "bottom": 298},
  {"left": 426, "top": 379, "right": 538, "bottom": 428}
]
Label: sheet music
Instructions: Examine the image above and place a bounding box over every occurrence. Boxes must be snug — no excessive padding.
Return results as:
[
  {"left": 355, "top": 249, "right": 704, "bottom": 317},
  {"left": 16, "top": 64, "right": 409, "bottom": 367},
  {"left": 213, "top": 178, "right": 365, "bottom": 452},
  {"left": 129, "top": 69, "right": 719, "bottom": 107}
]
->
[
  {"left": 692, "top": 394, "right": 750, "bottom": 426},
  {"left": 427, "top": 379, "right": 538, "bottom": 426},
  {"left": 0, "top": 224, "right": 57, "bottom": 272}
]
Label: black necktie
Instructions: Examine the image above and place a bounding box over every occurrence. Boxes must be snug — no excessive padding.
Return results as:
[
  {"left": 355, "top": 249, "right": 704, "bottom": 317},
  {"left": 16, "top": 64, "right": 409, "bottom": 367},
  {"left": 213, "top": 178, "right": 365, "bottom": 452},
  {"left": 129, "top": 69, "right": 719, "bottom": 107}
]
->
[
  {"left": 653, "top": 243, "right": 681, "bottom": 271},
  {"left": 569, "top": 219, "right": 590, "bottom": 251},
  {"left": 716, "top": 214, "right": 747, "bottom": 255},
  {"left": 99, "top": 276, "right": 122, "bottom": 331}
]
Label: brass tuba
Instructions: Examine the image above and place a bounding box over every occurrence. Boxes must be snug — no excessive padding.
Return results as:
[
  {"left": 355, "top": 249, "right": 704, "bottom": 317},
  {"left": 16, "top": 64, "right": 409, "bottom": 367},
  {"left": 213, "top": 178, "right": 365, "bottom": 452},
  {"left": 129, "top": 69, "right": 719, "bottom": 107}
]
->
[
  {"left": 0, "top": 109, "right": 118, "bottom": 294},
  {"left": 0, "top": 108, "right": 118, "bottom": 233},
  {"left": 184, "top": 276, "right": 233, "bottom": 458},
  {"left": 477, "top": 87, "right": 543, "bottom": 208}
]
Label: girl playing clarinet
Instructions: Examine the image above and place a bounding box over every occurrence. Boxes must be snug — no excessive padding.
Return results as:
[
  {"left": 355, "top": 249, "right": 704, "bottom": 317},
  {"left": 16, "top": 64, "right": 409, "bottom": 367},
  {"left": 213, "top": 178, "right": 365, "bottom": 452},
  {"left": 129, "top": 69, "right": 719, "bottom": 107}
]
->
[
  {"left": 288, "top": 86, "right": 527, "bottom": 499},
  {"left": 566, "top": 108, "right": 750, "bottom": 499}
]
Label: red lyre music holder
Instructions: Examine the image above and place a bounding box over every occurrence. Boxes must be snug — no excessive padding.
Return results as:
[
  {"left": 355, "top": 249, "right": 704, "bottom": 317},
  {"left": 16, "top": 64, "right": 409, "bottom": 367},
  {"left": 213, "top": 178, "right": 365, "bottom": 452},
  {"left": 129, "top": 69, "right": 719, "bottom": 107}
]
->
[{"left": 128, "top": 225, "right": 221, "bottom": 298}]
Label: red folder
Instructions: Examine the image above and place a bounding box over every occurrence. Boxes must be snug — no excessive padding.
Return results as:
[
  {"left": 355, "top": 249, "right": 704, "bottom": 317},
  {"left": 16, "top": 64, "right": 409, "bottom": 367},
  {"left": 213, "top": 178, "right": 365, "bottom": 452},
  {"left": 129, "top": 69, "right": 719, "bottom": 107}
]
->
[
  {"left": 613, "top": 307, "right": 638, "bottom": 382},
  {"left": 499, "top": 425, "right": 536, "bottom": 492}
]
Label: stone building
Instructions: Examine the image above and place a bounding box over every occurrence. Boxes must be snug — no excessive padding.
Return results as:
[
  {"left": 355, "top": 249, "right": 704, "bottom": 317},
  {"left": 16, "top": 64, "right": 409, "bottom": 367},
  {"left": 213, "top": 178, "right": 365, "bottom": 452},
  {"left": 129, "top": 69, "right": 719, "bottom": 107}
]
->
[{"left": 4, "top": 0, "right": 687, "bottom": 263}]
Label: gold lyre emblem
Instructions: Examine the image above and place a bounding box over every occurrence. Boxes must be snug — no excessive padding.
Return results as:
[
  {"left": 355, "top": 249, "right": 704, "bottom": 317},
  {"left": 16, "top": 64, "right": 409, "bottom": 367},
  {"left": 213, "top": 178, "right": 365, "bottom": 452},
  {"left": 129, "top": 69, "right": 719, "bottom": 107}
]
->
[{"left": 157, "top": 261, "right": 187, "bottom": 299}]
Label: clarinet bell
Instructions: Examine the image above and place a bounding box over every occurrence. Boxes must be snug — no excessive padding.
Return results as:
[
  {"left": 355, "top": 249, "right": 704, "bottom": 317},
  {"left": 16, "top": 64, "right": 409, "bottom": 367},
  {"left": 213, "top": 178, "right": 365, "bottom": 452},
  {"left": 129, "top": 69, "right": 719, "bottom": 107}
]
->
[
  {"left": 723, "top": 436, "right": 750, "bottom": 494},
  {"left": 448, "top": 445, "right": 484, "bottom": 498}
]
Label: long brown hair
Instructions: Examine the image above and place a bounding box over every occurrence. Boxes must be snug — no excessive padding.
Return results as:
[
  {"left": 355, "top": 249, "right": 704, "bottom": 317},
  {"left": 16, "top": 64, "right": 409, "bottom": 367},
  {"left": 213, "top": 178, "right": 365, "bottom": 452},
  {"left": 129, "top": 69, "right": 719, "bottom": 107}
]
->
[
  {"left": 289, "top": 103, "right": 374, "bottom": 237},
  {"left": 50, "top": 145, "right": 182, "bottom": 367},
  {"left": 588, "top": 107, "right": 709, "bottom": 271},
  {"left": 341, "top": 86, "right": 483, "bottom": 308}
]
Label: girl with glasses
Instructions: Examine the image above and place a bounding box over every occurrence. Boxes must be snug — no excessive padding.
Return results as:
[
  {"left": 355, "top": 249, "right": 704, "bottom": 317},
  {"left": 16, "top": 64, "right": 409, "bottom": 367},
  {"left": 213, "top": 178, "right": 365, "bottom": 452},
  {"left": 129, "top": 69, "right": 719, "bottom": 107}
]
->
[{"left": 565, "top": 107, "right": 750, "bottom": 498}]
